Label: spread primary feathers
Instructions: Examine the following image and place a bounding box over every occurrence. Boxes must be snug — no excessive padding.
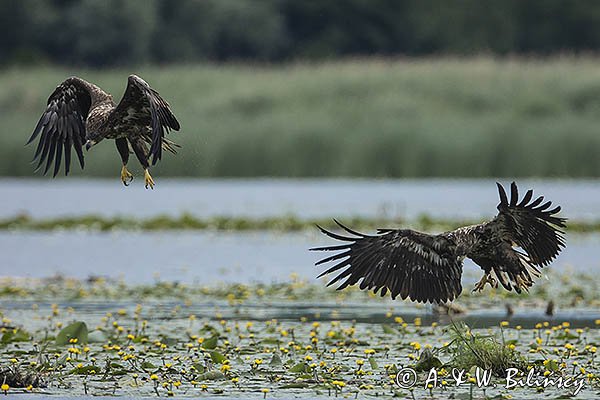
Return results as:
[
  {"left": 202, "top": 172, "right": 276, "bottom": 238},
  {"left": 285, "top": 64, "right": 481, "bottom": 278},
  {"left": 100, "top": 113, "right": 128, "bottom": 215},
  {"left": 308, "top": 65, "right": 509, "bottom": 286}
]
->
[{"left": 312, "top": 182, "right": 566, "bottom": 303}]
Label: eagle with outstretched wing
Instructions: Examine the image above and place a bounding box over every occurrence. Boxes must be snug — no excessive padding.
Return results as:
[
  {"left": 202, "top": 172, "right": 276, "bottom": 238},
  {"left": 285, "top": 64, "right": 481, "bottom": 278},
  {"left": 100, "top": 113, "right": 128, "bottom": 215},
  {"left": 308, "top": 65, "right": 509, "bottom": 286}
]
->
[
  {"left": 27, "top": 75, "right": 180, "bottom": 189},
  {"left": 312, "top": 182, "right": 566, "bottom": 303}
]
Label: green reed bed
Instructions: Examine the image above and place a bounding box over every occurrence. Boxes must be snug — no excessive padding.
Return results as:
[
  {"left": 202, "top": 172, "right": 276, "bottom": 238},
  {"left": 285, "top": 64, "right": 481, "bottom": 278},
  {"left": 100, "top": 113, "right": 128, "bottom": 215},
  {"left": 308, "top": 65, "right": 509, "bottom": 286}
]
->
[
  {"left": 1, "top": 213, "right": 599, "bottom": 233},
  {"left": 2, "top": 58, "right": 600, "bottom": 178}
]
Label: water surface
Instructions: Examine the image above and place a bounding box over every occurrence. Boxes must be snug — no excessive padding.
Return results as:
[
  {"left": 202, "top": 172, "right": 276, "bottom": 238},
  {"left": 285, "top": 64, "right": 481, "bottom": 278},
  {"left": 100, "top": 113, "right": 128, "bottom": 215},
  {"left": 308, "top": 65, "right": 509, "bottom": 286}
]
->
[
  {"left": 0, "top": 230, "right": 596, "bottom": 284},
  {"left": 1, "top": 178, "right": 597, "bottom": 219}
]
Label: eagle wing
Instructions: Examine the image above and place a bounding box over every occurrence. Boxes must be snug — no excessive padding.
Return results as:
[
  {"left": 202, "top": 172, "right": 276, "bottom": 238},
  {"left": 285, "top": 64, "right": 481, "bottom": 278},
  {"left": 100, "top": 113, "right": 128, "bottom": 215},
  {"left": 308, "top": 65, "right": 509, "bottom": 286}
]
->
[
  {"left": 494, "top": 182, "right": 566, "bottom": 266},
  {"left": 27, "top": 77, "right": 91, "bottom": 176},
  {"left": 470, "top": 182, "right": 566, "bottom": 292},
  {"left": 311, "top": 220, "right": 463, "bottom": 303},
  {"left": 109, "top": 75, "right": 180, "bottom": 165}
]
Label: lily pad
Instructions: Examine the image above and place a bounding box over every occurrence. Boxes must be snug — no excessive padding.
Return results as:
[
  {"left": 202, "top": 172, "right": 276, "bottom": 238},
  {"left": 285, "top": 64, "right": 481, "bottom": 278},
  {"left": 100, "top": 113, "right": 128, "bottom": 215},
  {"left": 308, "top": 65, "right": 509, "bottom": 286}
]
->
[
  {"left": 56, "top": 321, "right": 88, "bottom": 345},
  {"left": 209, "top": 350, "right": 226, "bottom": 364},
  {"left": 198, "top": 371, "right": 226, "bottom": 381},
  {"left": 270, "top": 353, "right": 282, "bottom": 366},
  {"left": 288, "top": 363, "right": 307, "bottom": 373},
  {"left": 202, "top": 335, "right": 218, "bottom": 350},
  {"left": 1, "top": 328, "right": 30, "bottom": 344}
]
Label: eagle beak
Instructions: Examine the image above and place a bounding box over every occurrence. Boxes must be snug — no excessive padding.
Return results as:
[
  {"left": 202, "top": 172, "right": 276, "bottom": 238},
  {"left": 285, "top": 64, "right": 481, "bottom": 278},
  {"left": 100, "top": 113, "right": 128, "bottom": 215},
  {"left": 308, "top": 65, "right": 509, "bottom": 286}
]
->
[{"left": 85, "top": 140, "right": 96, "bottom": 151}]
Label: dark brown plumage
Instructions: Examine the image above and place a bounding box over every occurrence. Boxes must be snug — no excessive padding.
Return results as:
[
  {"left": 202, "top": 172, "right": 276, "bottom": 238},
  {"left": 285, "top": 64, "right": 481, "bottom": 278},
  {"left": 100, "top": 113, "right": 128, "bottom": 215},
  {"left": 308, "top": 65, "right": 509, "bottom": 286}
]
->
[
  {"left": 27, "top": 75, "right": 180, "bottom": 189},
  {"left": 312, "top": 182, "right": 567, "bottom": 304}
]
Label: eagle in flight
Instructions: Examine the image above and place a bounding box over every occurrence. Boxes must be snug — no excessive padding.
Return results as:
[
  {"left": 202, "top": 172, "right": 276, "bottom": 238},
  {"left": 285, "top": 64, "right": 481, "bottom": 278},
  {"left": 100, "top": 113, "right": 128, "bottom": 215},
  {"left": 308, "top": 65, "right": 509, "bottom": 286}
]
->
[
  {"left": 27, "top": 75, "right": 180, "bottom": 189},
  {"left": 312, "top": 182, "right": 566, "bottom": 303}
]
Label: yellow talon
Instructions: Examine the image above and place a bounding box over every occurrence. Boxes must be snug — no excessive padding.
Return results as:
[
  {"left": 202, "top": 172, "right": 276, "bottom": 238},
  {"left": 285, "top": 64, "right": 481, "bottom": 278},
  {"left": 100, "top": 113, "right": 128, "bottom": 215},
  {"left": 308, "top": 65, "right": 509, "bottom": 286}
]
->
[
  {"left": 121, "top": 165, "right": 134, "bottom": 186},
  {"left": 515, "top": 275, "right": 530, "bottom": 291},
  {"left": 472, "top": 273, "right": 496, "bottom": 293},
  {"left": 144, "top": 169, "right": 155, "bottom": 190}
]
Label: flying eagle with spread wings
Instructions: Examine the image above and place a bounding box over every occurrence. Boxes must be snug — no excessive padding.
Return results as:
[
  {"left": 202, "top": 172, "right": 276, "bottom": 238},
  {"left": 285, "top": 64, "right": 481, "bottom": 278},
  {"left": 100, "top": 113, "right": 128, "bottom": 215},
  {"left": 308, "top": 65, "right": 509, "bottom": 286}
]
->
[
  {"left": 312, "top": 182, "right": 566, "bottom": 303},
  {"left": 27, "top": 75, "right": 180, "bottom": 189}
]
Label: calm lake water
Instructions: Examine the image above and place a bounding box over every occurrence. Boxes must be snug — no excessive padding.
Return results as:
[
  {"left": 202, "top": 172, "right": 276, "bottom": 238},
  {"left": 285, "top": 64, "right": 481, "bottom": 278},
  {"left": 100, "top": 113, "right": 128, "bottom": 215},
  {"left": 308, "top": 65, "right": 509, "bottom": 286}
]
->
[
  {"left": 0, "top": 230, "right": 596, "bottom": 284},
  {"left": 1, "top": 178, "right": 598, "bottom": 399},
  {"left": 0, "top": 178, "right": 598, "bottom": 283},
  {"left": 0, "top": 178, "right": 598, "bottom": 219}
]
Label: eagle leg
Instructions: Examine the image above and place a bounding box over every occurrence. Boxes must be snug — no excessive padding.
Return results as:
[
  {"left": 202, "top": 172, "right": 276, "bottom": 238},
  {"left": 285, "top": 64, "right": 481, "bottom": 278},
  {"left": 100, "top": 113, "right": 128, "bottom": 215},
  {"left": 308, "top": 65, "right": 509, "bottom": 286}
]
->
[
  {"left": 121, "top": 165, "right": 134, "bottom": 186},
  {"left": 144, "top": 169, "right": 155, "bottom": 190},
  {"left": 491, "top": 276, "right": 498, "bottom": 288},
  {"left": 115, "top": 138, "right": 133, "bottom": 186},
  {"left": 472, "top": 273, "right": 497, "bottom": 293}
]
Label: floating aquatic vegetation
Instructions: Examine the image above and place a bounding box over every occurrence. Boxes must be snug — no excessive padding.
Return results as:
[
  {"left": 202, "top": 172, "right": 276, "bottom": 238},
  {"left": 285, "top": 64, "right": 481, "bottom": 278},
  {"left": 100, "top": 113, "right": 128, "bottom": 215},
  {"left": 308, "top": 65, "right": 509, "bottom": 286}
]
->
[
  {"left": 0, "top": 213, "right": 598, "bottom": 233},
  {"left": 1, "top": 269, "right": 600, "bottom": 315},
  {"left": 0, "top": 272, "right": 597, "bottom": 397},
  {"left": 446, "top": 321, "right": 527, "bottom": 376}
]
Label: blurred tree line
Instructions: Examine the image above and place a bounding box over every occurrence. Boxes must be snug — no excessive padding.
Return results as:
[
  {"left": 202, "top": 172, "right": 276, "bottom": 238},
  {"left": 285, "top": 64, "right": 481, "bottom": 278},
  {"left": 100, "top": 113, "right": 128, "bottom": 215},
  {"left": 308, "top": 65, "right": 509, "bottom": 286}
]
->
[{"left": 2, "top": 0, "right": 600, "bottom": 67}]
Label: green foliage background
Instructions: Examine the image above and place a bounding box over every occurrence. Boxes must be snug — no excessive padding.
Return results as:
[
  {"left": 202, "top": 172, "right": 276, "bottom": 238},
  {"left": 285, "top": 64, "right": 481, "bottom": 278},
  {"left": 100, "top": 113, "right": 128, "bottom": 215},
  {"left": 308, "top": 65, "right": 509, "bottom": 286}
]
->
[
  {"left": 3, "top": 0, "right": 600, "bottom": 66},
  {"left": 3, "top": 58, "right": 600, "bottom": 178}
]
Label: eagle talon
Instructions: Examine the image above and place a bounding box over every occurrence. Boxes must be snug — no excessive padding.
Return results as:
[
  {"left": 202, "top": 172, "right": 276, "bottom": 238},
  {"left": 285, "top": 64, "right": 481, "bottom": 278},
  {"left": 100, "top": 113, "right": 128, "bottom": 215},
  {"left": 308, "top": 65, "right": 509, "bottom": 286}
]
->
[
  {"left": 121, "top": 166, "right": 134, "bottom": 186},
  {"left": 144, "top": 169, "right": 155, "bottom": 190},
  {"left": 472, "top": 273, "right": 494, "bottom": 293},
  {"left": 515, "top": 275, "right": 529, "bottom": 291},
  {"left": 312, "top": 182, "right": 565, "bottom": 305}
]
